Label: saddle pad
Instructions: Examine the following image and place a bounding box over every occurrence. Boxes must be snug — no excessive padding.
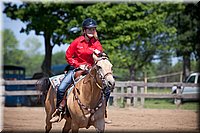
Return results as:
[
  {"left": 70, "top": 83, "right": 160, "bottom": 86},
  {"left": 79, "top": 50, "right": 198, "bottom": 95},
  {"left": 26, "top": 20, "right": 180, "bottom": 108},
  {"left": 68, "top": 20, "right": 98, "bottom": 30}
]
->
[
  {"left": 49, "top": 74, "right": 65, "bottom": 90},
  {"left": 49, "top": 74, "right": 86, "bottom": 94}
]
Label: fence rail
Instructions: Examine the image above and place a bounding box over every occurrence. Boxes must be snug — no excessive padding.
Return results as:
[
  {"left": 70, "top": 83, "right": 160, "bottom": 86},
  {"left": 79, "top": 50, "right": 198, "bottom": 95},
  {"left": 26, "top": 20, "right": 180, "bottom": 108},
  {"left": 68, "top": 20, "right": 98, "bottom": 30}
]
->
[{"left": 2, "top": 80, "right": 199, "bottom": 107}]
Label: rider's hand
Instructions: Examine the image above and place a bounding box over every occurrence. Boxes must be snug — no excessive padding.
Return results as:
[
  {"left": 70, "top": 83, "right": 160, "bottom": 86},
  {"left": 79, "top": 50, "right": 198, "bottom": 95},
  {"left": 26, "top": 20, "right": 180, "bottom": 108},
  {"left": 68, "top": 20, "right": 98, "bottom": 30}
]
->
[
  {"left": 93, "top": 49, "right": 101, "bottom": 56},
  {"left": 79, "top": 64, "right": 89, "bottom": 71}
]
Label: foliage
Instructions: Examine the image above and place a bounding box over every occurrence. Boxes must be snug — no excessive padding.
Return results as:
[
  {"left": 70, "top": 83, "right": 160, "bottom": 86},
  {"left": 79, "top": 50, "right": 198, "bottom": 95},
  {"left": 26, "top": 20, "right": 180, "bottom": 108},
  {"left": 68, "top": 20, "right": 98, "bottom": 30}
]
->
[
  {"left": 168, "top": 3, "right": 200, "bottom": 78},
  {"left": 3, "top": 29, "right": 25, "bottom": 65},
  {"left": 2, "top": 29, "right": 44, "bottom": 77},
  {"left": 22, "top": 54, "right": 43, "bottom": 77},
  {"left": 52, "top": 51, "right": 66, "bottom": 66},
  {"left": 3, "top": 2, "right": 83, "bottom": 75},
  {"left": 172, "top": 3, "right": 200, "bottom": 61},
  {"left": 21, "top": 37, "right": 44, "bottom": 77},
  {"left": 3, "top": 2, "right": 199, "bottom": 80},
  {"left": 23, "top": 36, "right": 42, "bottom": 57},
  {"left": 71, "top": 3, "right": 183, "bottom": 80}
]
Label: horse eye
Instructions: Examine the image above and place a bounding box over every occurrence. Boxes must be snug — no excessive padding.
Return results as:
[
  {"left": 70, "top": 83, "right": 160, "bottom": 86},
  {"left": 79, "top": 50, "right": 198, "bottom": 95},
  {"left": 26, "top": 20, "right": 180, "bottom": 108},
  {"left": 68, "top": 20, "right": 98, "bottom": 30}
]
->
[{"left": 97, "top": 65, "right": 101, "bottom": 69}]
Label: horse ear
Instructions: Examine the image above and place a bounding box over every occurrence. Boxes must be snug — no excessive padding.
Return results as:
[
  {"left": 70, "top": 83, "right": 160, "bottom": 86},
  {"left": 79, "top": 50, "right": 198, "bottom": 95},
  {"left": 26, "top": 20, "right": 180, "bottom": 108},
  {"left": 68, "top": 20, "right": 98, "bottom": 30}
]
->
[{"left": 93, "top": 53, "right": 100, "bottom": 62}]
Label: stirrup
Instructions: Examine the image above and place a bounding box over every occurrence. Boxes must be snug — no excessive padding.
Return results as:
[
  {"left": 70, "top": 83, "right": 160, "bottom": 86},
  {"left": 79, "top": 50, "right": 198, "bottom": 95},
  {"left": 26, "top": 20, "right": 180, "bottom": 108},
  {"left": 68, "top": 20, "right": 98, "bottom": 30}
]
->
[{"left": 50, "top": 108, "right": 64, "bottom": 123}]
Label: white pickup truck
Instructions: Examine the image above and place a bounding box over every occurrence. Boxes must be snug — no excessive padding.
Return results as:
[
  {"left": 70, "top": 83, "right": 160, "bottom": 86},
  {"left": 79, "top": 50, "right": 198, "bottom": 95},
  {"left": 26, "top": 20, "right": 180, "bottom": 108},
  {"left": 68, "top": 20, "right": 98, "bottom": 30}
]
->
[{"left": 172, "top": 72, "right": 200, "bottom": 104}]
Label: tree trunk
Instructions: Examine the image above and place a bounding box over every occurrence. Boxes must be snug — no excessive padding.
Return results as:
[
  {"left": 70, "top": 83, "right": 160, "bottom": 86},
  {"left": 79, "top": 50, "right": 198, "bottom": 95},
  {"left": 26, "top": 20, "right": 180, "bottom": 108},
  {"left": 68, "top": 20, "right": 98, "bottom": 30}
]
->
[
  {"left": 182, "top": 52, "right": 190, "bottom": 81},
  {"left": 41, "top": 31, "right": 53, "bottom": 76},
  {"left": 129, "top": 65, "right": 135, "bottom": 81}
]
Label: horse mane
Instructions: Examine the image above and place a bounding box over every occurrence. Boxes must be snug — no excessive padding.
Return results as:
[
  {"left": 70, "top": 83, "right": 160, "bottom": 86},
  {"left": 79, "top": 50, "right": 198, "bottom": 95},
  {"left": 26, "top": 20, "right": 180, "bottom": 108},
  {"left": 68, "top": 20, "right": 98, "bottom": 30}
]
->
[{"left": 98, "top": 52, "right": 109, "bottom": 59}]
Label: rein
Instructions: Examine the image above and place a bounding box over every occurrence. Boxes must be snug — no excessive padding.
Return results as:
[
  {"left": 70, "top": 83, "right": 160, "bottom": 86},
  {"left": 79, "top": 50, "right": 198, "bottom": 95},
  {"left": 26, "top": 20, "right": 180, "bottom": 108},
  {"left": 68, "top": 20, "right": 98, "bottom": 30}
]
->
[
  {"left": 72, "top": 65, "right": 105, "bottom": 114},
  {"left": 73, "top": 88, "right": 104, "bottom": 114}
]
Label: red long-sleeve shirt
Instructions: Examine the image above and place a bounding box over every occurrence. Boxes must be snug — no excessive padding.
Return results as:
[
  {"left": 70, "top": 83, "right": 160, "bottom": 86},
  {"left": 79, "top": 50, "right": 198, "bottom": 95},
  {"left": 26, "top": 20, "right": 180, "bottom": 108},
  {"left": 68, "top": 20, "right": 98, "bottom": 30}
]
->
[{"left": 66, "top": 36, "right": 103, "bottom": 68}]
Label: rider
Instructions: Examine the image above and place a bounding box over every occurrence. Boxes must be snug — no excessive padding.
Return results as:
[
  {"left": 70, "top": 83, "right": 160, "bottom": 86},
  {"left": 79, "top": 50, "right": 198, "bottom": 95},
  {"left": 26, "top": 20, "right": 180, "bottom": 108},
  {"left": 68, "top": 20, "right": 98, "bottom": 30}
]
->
[{"left": 50, "top": 18, "right": 106, "bottom": 123}]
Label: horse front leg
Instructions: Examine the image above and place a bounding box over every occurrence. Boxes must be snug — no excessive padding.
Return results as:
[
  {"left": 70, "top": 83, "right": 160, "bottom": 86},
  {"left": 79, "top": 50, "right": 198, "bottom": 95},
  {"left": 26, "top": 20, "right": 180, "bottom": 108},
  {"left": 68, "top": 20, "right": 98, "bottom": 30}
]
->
[
  {"left": 62, "top": 118, "right": 72, "bottom": 133},
  {"left": 94, "top": 118, "right": 105, "bottom": 133},
  {"left": 71, "top": 121, "right": 79, "bottom": 133}
]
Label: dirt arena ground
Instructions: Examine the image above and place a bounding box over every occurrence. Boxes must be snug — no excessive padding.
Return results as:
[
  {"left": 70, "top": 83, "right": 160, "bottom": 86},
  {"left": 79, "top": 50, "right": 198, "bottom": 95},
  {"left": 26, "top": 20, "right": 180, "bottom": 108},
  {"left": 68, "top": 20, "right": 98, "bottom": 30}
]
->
[{"left": 2, "top": 106, "right": 199, "bottom": 133}]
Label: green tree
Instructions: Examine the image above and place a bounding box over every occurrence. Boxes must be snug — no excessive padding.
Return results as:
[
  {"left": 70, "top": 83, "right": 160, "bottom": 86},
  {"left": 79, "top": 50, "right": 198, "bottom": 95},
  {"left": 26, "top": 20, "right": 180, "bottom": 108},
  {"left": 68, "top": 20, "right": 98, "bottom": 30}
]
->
[
  {"left": 3, "top": 2, "right": 81, "bottom": 76},
  {"left": 52, "top": 51, "right": 66, "bottom": 66},
  {"left": 23, "top": 36, "right": 42, "bottom": 56},
  {"left": 3, "top": 29, "right": 25, "bottom": 65},
  {"left": 169, "top": 3, "right": 199, "bottom": 79},
  {"left": 22, "top": 54, "right": 43, "bottom": 77},
  {"left": 73, "top": 3, "right": 181, "bottom": 80},
  {"left": 22, "top": 37, "right": 43, "bottom": 77}
]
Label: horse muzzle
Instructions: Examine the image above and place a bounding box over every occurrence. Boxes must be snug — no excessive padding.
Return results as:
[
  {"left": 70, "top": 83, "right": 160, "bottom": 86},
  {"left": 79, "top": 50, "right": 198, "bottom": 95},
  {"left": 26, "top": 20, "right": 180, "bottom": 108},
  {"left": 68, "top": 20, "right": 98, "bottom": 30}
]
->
[
  {"left": 108, "top": 80, "right": 115, "bottom": 90},
  {"left": 105, "top": 76, "right": 115, "bottom": 90}
]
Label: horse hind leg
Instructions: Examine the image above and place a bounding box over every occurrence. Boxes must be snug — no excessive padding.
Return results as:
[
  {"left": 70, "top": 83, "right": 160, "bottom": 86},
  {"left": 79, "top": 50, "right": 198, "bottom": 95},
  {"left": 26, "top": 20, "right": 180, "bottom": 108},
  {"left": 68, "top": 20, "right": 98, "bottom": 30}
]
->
[
  {"left": 45, "top": 124, "right": 52, "bottom": 133},
  {"left": 45, "top": 98, "right": 55, "bottom": 132},
  {"left": 45, "top": 108, "right": 54, "bottom": 133},
  {"left": 45, "top": 113, "right": 52, "bottom": 133}
]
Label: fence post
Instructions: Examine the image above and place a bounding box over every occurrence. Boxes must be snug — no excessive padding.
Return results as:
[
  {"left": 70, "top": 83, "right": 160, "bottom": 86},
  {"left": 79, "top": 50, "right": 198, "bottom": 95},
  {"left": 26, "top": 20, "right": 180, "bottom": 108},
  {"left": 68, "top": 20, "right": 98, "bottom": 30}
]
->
[
  {"left": 140, "top": 87, "right": 144, "bottom": 108},
  {"left": 121, "top": 87, "right": 124, "bottom": 107},
  {"left": 144, "top": 72, "right": 148, "bottom": 93},
  {"left": 126, "top": 87, "right": 132, "bottom": 107},
  {"left": 133, "top": 86, "right": 138, "bottom": 107},
  {"left": 175, "top": 86, "right": 182, "bottom": 108}
]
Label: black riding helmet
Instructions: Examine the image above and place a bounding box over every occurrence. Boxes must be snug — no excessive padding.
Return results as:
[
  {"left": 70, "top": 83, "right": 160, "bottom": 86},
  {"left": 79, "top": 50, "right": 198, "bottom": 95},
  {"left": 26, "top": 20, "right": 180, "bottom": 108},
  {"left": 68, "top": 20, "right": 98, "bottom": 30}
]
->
[{"left": 82, "top": 18, "right": 97, "bottom": 29}]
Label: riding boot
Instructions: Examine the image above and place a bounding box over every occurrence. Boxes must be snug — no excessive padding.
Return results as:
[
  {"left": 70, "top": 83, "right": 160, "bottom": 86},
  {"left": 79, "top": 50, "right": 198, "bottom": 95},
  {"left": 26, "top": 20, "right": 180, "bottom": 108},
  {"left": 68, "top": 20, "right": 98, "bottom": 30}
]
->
[
  {"left": 50, "top": 70, "right": 74, "bottom": 123},
  {"left": 50, "top": 96, "right": 66, "bottom": 123},
  {"left": 104, "top": 108, "right": 112, "bottom": 124}
]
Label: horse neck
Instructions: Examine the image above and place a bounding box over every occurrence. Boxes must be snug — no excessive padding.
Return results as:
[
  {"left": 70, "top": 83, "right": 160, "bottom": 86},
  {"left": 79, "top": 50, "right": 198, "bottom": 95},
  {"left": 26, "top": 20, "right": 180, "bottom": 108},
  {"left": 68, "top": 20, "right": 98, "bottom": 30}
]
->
[{"left": 78, "top": 67, "right": 102, "bottom": 107}]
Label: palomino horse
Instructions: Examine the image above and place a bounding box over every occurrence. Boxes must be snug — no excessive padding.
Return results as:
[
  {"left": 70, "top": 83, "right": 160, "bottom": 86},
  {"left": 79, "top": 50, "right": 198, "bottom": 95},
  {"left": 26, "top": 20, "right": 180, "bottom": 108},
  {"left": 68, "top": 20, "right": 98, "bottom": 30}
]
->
[{"left": 36, "top": 53, "right": 115, "bottom": 133}]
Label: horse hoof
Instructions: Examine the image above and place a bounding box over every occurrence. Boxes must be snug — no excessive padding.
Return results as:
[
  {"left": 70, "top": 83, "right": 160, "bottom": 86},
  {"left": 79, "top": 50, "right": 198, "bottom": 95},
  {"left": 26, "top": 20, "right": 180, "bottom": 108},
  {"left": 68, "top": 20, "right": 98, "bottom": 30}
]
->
[
  {"left": 105, "top": 118, "right": 112, "bottom": 124},
  {"left": 50, "top": 115, "right": 60, "bottom": 123}
]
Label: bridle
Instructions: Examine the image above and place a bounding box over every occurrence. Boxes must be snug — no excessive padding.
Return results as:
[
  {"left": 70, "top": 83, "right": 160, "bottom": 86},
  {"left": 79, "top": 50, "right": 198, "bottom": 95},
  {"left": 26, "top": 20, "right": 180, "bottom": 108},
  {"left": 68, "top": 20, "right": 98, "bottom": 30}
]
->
[{"left": 89, "top": 57, "right": 113, "bottom": 90}]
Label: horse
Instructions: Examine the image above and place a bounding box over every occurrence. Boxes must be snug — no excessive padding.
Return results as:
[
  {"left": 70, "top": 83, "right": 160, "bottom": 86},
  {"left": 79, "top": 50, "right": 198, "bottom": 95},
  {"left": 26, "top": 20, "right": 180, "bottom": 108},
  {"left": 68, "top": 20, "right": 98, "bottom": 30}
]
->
[{"left": 36, "top": 53, "right": 115, "bottom": 133}]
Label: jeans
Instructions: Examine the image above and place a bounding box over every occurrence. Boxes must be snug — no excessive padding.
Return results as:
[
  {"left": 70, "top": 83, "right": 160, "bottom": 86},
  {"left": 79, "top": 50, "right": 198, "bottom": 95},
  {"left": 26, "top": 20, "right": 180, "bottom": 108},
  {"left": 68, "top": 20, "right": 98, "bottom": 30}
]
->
[
  {"left": 104, "top": 87, "right": 111, "bottom": 106},
  {"left": 56, "top": 69, "right": 75, "bottom": 108}
]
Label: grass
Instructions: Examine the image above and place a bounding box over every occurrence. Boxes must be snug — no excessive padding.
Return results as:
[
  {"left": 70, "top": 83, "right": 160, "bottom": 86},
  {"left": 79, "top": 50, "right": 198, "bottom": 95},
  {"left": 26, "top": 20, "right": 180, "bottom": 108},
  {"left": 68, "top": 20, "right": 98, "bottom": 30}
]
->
[
  {"left": 144, "top": 99, "right": 199, "bottom": 110},
  {"left": 111, "top": 87, "right": 199, "bottom": 110},
  {"left": 113, "top": 99, "right": 199, "bottom": 110},
  {"left": 144, "top": 88, "right": 199, "bottom": 110}
]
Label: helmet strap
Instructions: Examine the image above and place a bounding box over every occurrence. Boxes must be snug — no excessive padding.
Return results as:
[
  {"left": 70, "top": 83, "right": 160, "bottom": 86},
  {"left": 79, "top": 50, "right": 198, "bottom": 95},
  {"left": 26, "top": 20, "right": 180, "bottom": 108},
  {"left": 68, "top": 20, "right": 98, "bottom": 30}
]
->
[{"left": 85, "top": 34, "right": 93, "bottom": 42}]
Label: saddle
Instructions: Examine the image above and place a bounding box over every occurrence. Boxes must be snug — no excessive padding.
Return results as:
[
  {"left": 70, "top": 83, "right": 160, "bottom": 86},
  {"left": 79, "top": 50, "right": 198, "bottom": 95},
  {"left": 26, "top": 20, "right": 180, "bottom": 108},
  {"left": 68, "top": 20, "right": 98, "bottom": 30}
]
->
[{"left": 49, "top": 69, "right": 87, "bottom": 91}]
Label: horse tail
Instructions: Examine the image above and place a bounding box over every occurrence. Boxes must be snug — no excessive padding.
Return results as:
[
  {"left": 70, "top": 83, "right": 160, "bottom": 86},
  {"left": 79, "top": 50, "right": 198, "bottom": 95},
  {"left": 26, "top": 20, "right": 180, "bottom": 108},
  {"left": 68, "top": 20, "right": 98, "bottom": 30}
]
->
[{"left": 35, "top": 77, "right": 51, "bottom": 102}]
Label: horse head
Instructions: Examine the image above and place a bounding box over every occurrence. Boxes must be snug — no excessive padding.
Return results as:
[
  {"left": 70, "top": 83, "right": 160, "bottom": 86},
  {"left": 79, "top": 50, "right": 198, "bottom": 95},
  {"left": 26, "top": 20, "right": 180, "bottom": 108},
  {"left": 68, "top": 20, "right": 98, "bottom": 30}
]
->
[{"left": 92, "top": 52, "right": 115, "bottom": 89}]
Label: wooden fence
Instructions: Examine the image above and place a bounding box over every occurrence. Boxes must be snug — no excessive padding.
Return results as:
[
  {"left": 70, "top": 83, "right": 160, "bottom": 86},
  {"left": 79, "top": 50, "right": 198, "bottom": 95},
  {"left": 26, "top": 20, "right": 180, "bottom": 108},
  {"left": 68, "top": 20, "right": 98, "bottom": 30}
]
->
[{"left": 2, "top": 80, "right": 199, "bottom": 107}]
